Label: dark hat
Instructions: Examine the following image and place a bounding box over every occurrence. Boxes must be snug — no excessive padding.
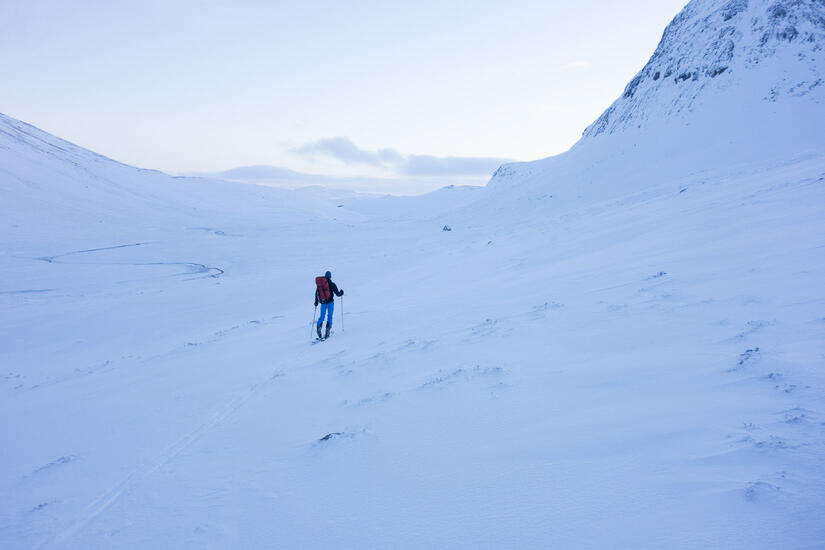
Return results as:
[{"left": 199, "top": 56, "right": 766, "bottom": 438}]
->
[{"left": 325, "top": 271, "right": 331, "bottom": 278}]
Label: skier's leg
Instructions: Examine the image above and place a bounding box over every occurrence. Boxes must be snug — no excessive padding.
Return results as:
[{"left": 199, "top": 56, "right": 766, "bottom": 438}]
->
[
  {"left": 317, "top": 303, "right": 329, "bottom": 338},
  {"left": 325, "top": 302, "right": 334, "bottom": 338},
  {"left": 318, "top": 303, "right": 328, "bottom": 338}
]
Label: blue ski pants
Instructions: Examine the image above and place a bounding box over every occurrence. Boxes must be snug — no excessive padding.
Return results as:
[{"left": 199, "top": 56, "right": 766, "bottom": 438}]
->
[{"left": 318, "top": 301, "right": 334, "bottom": 327}]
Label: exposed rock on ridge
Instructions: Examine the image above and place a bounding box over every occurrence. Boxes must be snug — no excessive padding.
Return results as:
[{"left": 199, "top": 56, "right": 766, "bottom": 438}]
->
[{"left": 583, "top": 0, "right": 825, "bottom": 138}]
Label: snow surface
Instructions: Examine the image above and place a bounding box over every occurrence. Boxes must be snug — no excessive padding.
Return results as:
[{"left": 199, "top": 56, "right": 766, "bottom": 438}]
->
[{"left": 2, "top": 0, "right": 825, "bottom": 548}]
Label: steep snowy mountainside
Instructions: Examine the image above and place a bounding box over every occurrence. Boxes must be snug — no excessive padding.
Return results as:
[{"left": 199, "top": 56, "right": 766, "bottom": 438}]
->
[
  {"left": 583, "top": 0, "right": 825, "bottom": 138},
  {"left": 483, "top": 0, "right": 825, "bottom": 213}
]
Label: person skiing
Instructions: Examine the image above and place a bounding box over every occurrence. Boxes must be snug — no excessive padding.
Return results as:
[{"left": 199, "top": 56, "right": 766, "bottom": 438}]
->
[{"left": 314, "top": 271, "right": 343, "bottom": 339}]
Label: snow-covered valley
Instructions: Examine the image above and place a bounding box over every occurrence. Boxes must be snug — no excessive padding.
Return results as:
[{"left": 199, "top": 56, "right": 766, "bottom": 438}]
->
[{"left": 2, "top": 0, "right": 825, "bottom": 548}]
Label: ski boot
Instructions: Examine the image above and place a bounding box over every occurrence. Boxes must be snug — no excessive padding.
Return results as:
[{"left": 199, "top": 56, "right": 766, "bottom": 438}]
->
[
  {"left": 325, "top": 322, "right": 331, "bottom": 339},
  {"left": 316, "top": 324, "right": 323, "bottom": 340}
]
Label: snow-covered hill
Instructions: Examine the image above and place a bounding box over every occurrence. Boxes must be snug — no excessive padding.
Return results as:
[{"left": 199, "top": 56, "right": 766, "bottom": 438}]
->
[
  {"left": 0, "top": 112, "right": 355, "bottom": 233},
  {"left": 2, "top": 0, "right": 825, "bottom": 548},
  {"left": 485, "top": 0, "right": 825, "bottom": 211}
]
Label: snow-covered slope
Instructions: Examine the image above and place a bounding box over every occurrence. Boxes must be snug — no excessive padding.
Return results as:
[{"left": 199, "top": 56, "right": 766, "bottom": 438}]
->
[
  {"left": 2, "top": 0, "right": 825, "bottom": 549},
  {"left": 486, "top": 0, "right": 825, "bottom": 212},
  {"left": 0, "top": 113, "right": 353, "bottom": 233},
  {"left": 583, "top": 0, "right": 825, "bottom": 137}
]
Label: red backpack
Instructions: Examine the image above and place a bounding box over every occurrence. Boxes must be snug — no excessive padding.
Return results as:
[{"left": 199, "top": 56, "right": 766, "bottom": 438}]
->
[{"left": 316, "top": 276, "right": 332, "bottom": 302}]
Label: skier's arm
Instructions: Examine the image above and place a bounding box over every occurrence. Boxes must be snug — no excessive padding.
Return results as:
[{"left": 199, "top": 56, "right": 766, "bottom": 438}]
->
[
  {"left": 314, "top": 288, "right": 319, "bottom": 306},
  {"left": 331, "top": 281, "right": 344, "bottom": 296}
]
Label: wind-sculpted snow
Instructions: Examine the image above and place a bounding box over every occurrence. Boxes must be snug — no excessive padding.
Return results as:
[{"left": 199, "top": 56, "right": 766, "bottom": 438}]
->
[
  {"left": 582, "top": 0, "right": 825, "bottom": 138},
  {"left": 2, "top": 1, "right": 825, "bottom": 547},
  {"left": 2, "top": 119, "right": 824, "bottom": 550},
  {"left": 7, "top": 144, "right": 825, "bottom": 549}
]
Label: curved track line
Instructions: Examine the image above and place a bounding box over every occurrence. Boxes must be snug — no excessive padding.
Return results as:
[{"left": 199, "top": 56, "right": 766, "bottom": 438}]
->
[
  {"left": 38, "top": 243, "right": 151, "bottom": 263},
  {"left": 36, "top": 243, "right": 224, "bottom": 280}
]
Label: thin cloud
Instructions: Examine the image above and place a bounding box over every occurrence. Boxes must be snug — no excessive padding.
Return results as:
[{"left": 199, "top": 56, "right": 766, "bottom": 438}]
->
[
  {"left": 292, "top": 136, "right": 513, "bottom": 178},
  {"left": 291, "top": 137, "right": 403, "bottom": 166},
  {"left": 563, "top": 60, "right": 591, "bottom": 69}
]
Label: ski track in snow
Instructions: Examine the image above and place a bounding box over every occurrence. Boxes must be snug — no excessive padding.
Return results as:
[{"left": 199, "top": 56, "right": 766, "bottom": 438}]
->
[
  {"left": 35, "top": 242, "right": 224, "bottom": 281},
  {"left": 34, "top": 369, "right": 286, "bottom": 550},
  {"left": 3, "top": 315, "right": 287, "bottom": 394},
  {"left": 36, "top": 242, "right": 152, "bottom": 262}
]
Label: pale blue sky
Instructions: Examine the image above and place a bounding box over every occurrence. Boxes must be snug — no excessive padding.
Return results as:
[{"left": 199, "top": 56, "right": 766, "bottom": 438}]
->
[{"left": 1, "top": 0, "right": 688, "bottom": 189}]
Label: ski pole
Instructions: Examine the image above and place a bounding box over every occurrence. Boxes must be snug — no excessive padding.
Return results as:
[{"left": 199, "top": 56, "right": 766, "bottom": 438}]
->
[
  {"left": 311, "top": 305, "right": 317, "bottom": 341},
  {"left": 340, "top": 296, "right": 344, "bottom": 332}
]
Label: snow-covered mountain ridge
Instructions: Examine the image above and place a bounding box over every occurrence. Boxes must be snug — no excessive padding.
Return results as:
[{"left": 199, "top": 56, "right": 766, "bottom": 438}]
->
[
  {"left": 485, "top": 0, "right": 825, "bottom": 217},
  {"left": 583, "top": 0, "right": 825, "bottom": 137}
]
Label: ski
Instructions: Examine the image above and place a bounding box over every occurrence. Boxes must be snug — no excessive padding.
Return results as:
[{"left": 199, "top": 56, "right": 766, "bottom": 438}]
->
[{"left": 311, "top": 331, "right": 335, "bottom": 345}]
